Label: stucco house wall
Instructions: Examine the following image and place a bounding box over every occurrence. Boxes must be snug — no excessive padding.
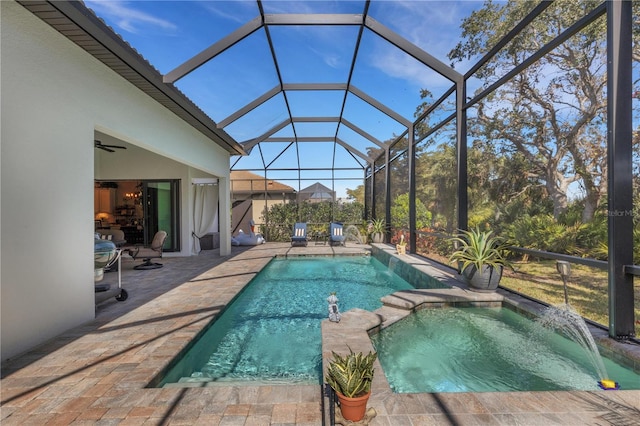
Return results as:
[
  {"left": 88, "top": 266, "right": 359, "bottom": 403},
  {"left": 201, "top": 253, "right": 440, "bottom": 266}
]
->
[{"left": 1, "top": 1, "right": 232, "bottom": 361}]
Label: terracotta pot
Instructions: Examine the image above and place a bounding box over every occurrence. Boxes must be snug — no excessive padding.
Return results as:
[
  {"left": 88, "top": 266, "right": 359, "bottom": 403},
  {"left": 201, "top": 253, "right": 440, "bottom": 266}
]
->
[{"left": 336, "top": 391, "right": 371, "bottom": 422}]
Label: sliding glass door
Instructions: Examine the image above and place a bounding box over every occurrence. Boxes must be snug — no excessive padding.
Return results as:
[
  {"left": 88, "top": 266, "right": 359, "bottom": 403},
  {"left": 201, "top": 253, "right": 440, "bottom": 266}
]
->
[{"left": 142, "top": 180, "right": 180, "bottom": 251}]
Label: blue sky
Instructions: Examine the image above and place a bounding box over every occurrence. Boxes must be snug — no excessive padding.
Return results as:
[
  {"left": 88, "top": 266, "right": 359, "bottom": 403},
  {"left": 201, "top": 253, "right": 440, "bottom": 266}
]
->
[{"left": 84, "top": 1, "right": 486, "bottom": 197}]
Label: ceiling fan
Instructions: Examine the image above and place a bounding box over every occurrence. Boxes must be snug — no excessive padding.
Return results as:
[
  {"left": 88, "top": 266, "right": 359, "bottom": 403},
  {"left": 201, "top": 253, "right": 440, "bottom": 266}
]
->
[{"left": 94, "top": 140, "right": 126, "bottom": 153}]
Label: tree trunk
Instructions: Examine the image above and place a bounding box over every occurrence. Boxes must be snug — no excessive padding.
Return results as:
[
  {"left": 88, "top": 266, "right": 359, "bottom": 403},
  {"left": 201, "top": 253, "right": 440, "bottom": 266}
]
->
[
  {"left": 546, "top": 172, "right": 570, "bottom": 219},
  {"left": 582, "top": 192, "right": 599, "bottom": 222}
]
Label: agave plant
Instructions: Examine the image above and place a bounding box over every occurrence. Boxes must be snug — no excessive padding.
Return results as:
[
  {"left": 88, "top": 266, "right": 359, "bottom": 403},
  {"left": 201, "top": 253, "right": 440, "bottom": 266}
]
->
[
  {"left": 325, "top": 348, "right": 377, "bottom": 398},
  {"left": 449, "top": 227, "right": 511, "bottom": 272}
]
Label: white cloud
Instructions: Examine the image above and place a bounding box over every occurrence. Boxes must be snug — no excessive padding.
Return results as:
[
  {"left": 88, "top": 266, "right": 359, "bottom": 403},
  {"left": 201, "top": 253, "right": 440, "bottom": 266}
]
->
[
  {"left": 84, "top": 1, "right": 177, "bottom": 34},
  {"left": 199, "top": 0, "right": 257, "bottom": 24},
  {"left": 368, "top": 40, "right": 449, "bottom": 90},
  {"left": 306, "top": 46, "right": 341, "bottom": 69},
  {"left": 369, "top": 0, "right": 484, "bottom": 70}
]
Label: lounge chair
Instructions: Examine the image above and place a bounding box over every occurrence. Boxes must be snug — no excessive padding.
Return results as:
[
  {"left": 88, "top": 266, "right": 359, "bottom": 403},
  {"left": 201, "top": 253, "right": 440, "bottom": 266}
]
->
[
  {"left": 329, "top": 222, "right": 345, "bottom": 246},
  {"left": 291, "top": 222, "right": 308, "bottom": 246},
  {"left": 128, "top": 230, "right": 167, "bottom": 270}
]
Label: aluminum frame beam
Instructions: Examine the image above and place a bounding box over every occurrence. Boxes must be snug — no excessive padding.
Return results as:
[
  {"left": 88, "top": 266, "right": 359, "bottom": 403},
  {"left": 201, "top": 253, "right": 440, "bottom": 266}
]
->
[
  {"left": 267, "top": 137, "right": 335, "bottom": 142},
  {"left": 349, "top": 86, "right": 411, "bottom": 128},
  {"left": 340, "top": 118, "right": 385, "bottom": 148},
  {"left": 246, "top": 123, "right": 373, "bottom": 171},
  {"left": 336, "top": 138, "right": 371, "bottom": 163},
  {"left": 465, "top": 3, "right": 606, "bottom": 110},
  {"left": 238, "top": 115, "right": 384, "bottom": 163},
  {"left": 221, "top": 83, "right": 407, "bottom": 143},
  {"left": 364, "top": 16, "right": 462, "bottom": 84},
  {"left": 241, "top": 118, "right": 291, "bottom": 151},
  {"left": 218, "top": 85, "right": 281, "bottom": 128},
  {"left": 263, "top": 14, "right": 363, "bottom": 26},
  {"left": 464, "top": 1, "right": 553, "bottom": 79},
  {"left": 292, "top": 117, "right": 340, "bottom": 123},
  {"left": 164, "top": 17, "right": 263, "bottom": 84},
  {"left": 283, "top": 83, "right": 348, "bottom": 91}
]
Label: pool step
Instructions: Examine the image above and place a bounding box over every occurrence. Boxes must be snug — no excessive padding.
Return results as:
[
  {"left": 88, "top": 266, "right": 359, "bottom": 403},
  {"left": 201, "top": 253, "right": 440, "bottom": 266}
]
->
[
  {"left": 381, "top": 287, "right": 503, "bottom": 309},
  {"left": 373, "top": 305, "right": 412, "bottom": 330}
]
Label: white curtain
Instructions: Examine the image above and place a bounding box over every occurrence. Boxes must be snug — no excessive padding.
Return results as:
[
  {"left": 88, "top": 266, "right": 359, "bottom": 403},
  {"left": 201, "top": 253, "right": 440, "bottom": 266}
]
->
[{"left": 192, "top": 184, "right": 219, "bottom": 253}]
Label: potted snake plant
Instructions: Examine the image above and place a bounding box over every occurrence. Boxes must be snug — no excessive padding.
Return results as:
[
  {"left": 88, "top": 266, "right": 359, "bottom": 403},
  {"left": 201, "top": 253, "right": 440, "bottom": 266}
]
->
[
  {"left": 449, "top": 227, "right": 511, "bottom": 292},
  {"left": 368, "top": 218, "right": 385, "bottom": 243},
  {"left": 325, "top": 348, "right": 377, "bottom": 422}
]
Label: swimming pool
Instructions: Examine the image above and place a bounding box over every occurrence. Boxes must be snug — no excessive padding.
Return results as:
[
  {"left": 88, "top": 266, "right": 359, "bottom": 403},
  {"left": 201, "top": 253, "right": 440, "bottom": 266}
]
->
[
  {"left": 158, "top": 255, "right": 442, "bottom": 386},
  {"left": 371, "top": 307, "right": 640, "bottom": 393}
]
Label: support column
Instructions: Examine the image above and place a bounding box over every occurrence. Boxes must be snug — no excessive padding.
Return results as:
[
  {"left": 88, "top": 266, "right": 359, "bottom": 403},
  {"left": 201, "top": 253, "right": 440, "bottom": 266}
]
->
[
  {"left": 606, "top": 0, "right": 634, "bottom": 339},
  {"left": 367, "top": 164, "right": 374, "bottom": 219},
  {"left": 384, "top": 147, "right": 391, "bottom": 241},
  {"left": 408, "top": 124, "right": 416, "bottom": 253},
  {"left": 456, "top": 79, "right": 468, "bottom": 231},
  {"left": 218, "top": 176, "right": 232, "bottom": 256}
]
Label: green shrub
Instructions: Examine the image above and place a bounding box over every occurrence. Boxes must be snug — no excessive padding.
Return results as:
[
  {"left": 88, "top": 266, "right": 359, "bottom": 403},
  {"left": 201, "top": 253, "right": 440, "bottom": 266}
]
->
[
  {"left": 505, "top": 214, "right": 582, "bottom": 257},
  {"left": 390, "top": 193, "right": 431, "bottom": 230}
]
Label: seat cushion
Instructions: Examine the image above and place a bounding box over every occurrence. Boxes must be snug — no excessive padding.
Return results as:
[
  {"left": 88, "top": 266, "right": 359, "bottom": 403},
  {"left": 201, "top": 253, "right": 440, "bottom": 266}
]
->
[{"left": 131, "top": 247, "right": 161, "bottom": 259}]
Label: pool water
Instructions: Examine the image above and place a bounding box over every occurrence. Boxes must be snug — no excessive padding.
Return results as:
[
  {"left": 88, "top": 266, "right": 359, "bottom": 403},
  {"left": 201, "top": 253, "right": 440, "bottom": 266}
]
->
[
  {"left": 371, "top": 307, "right": 640, "bottom": 393},
  {"left": 159, "top": 256, "right": 424, "bottom": 386}
]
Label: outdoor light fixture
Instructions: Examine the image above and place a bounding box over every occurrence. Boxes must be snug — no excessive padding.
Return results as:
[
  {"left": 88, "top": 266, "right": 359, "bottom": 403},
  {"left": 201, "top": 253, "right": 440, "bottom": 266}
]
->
[{"left": 556, "top": 260, "right": 571, "bottom": 305}]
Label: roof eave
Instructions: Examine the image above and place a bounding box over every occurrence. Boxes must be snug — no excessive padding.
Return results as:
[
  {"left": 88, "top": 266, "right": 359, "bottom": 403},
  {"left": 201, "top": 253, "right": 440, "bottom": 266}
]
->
[{"left": 18, "top": 0, "right": 245, "bottom": 156}]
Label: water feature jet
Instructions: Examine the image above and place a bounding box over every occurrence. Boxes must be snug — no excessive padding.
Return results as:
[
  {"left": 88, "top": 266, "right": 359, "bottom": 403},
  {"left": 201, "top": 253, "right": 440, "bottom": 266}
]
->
[
  {"left": 388, "top": 257, "right": 399, "bottom": 274},
  {"left": 378, "top": 257, "right": 399, "bottom": 280},
  {"left": 537, "top": 304, "right": 619, "bottom": 390}
]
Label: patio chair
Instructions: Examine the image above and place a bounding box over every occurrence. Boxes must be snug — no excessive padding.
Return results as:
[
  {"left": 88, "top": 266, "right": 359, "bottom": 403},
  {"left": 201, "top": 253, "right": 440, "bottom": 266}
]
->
[
  {"left": 291, "top": 222, "right": 308, "bottom": 246},
  {"left": 128, "top": 230, "right": 167, "bottom": 270},
  {"left": 329, "top": 222, "right": 345, "bottom": 246}
]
